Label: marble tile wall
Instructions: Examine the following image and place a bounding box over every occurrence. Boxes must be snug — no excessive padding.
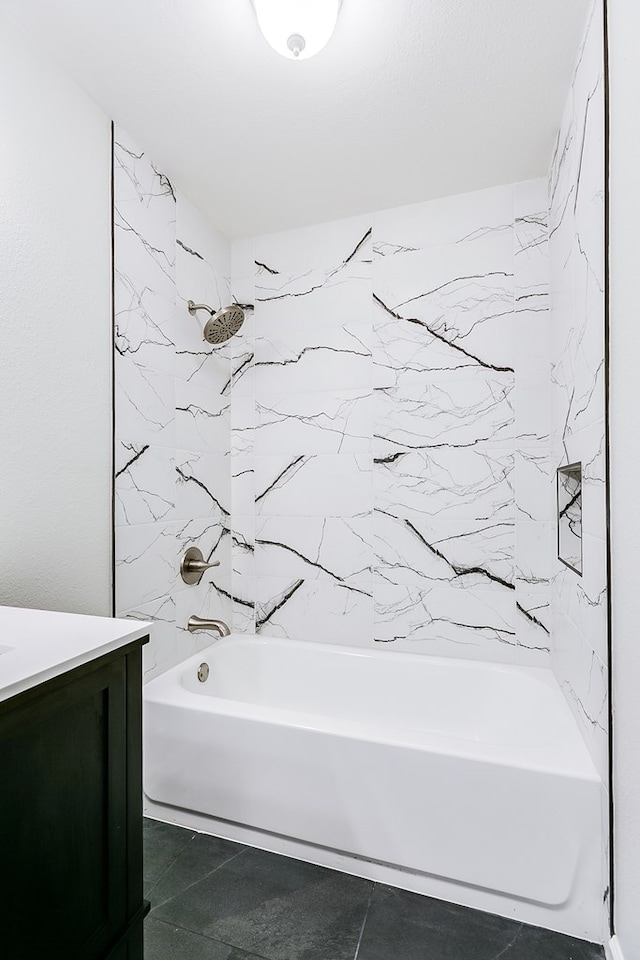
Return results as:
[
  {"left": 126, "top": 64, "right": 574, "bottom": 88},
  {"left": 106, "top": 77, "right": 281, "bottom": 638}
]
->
[
  {"left": 113, "top": 0, "right": 605, "bottom": 707},
  {"left": 548, "top": 0, "right": 607, "bottom": 781},
  {"left": 230, "top": 182, "right": 553, "bottom": 665},
  {"left": 114, "top": 127, "right": 234, "bottom": 680}
]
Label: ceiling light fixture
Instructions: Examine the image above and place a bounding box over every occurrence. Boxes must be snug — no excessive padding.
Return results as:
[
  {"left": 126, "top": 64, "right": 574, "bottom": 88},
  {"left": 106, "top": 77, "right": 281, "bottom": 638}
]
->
[{"left": 252, "top": 0, "right": 342, "bottom": 60}]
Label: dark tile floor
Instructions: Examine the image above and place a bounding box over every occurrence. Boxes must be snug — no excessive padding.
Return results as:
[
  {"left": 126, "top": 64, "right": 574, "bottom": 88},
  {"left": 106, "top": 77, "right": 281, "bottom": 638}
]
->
[{"left": 143, "top": 818, "right": 605, "bottom": 960}]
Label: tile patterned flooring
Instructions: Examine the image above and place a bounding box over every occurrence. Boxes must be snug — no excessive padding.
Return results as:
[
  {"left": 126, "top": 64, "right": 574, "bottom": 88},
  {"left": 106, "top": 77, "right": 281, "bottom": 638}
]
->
[{"left": 143, "top": 819, "right": 605, "bottom": 960}]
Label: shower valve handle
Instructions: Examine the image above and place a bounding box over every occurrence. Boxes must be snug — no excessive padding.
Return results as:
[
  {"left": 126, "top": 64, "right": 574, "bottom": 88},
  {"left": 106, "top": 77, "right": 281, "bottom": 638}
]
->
[{"left": 180, "top": 547, "right": 220, "bottom": 585}]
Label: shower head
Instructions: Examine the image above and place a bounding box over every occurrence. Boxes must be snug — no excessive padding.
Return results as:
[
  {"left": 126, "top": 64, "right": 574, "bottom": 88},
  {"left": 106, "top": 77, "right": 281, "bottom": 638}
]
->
[{"left": 187, "top": 301, "right": 245, "bottom": 345}]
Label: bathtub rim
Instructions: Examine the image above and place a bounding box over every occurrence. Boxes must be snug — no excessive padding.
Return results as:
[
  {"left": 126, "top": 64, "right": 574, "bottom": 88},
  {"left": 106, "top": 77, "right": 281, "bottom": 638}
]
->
[{"left": 144, "top": 635, "right": 602, "bottom": 781}]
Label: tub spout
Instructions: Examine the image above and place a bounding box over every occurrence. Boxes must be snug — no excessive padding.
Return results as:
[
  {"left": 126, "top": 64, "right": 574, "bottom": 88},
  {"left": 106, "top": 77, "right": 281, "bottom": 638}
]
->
[{"left": 187, "top": 616, "right": 231, "bottom": 638}]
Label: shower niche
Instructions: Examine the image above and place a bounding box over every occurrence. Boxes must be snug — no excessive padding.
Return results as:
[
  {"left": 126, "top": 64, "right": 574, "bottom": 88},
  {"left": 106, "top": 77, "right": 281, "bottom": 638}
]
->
[{"left": 557, "top": 463, "right": 583, "bottom": 575}]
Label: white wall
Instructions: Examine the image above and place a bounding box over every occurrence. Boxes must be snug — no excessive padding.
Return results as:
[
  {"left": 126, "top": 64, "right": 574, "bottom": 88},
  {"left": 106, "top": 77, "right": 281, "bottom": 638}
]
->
[
  {"left": 609, "top": 0, "right": 640, "bottom": 955},
  {"left": 0, "top": 15, "right": 112, "bottom": 615}
]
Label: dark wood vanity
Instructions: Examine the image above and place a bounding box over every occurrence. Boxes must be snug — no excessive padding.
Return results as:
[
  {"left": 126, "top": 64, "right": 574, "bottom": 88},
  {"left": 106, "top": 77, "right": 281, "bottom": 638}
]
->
[{"left": 0, "top": 613, "right": 149, "bottom": 959}]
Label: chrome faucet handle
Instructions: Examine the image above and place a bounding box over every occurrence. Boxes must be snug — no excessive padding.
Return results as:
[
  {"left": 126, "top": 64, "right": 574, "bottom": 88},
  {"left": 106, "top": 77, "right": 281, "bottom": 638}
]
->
[
  {"left": 180, "top": 547, "right": 220, "bottom": 585},
  {"left": 187, "top": 616, "right": 231, "bottom": 638}
]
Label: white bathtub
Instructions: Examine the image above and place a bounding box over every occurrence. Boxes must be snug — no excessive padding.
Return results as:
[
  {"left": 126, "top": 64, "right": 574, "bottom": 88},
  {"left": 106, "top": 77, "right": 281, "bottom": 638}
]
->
[{"left": 143, "top": 635, "right": 605, "bottom": 940}]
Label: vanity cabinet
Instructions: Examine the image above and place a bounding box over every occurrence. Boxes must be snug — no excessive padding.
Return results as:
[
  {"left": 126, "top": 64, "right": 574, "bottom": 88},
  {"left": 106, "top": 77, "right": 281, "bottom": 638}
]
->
[{"left": 0, "top": 634, "right": 149, "bottom": 960}]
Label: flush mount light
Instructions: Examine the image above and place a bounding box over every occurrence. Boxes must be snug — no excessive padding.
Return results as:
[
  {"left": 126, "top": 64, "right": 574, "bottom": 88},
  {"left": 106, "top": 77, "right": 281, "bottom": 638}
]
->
[{"left": 252, "top": 0, "right": 342, "bottom": 60}]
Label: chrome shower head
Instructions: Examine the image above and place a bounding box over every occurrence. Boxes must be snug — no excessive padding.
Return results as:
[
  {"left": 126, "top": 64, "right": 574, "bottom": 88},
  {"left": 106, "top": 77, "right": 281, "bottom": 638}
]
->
[{"left": 187, "top": 301, "right": 245, "bottom": 345}]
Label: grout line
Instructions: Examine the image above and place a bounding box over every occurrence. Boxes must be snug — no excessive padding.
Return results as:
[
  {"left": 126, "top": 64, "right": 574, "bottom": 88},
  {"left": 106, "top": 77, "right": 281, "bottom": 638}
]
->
[
  {"left": 353, "top": 882, "right": 376, "bottom": 960},
  {"left": 148, "top": 917, "right": 271, "bottom": 960},
  {"left": 149, "top": 841, "right": 249, "bottom": 911},
  {"left": 144, "top": 829, "right": 197, "bottom": 900},
  {"left": 602, "top": 0, "right": 615, "bottom": 936},
  {"left": 492, "top": 923, "right": 524, "bottom": 959}
]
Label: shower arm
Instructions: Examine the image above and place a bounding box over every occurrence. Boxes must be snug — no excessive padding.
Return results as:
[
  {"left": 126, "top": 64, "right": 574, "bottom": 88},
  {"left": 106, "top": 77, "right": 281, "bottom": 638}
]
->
[{"left": 187, "top": 300, "right": 214, "bottom": 317}]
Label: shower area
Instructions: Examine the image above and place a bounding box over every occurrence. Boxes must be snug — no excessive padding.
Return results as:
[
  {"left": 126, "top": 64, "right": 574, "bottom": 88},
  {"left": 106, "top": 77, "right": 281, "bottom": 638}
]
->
[{"left": 114, "top": 0, "right": 608, "bottom": 946}]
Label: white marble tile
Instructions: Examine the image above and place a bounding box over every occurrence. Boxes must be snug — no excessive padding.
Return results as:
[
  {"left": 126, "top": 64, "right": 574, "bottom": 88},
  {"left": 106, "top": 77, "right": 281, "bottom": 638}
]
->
[
  {"left": 114, "top": 270, "right": 175, "bottom": 378},
  {"left": 514, "top": 180, "right": 549, "bottom": 293},
  {"left": 113, "top": 215, "right": 176, "bottom": 305},
  {"left": 118, "top": 594, "right": 176, "bottom": 682},
  {"left": 231, "top": 396, "right": 256, "bottom": 456},
  {"left": 547, "top": 0, "right": 607, "bottom": 779},
  {"left": 174, "top": 338, "right": 233, "bottom": 401},
  {"left": 232, "top": 514, "right": 256, "bottom": 579},
  {"left": 579, "top": 531, "right": 608, "bottom": 658},
  {"left": 552, "top": 536, "right": 607, "bottom": 665},
  {"left": 231, "top": 236, "right": 255, "bottom": 283},
  {"left": 175, "top": 236, "right": 230, "bottom": 314},
  {"left": 373, "top": 233, "right": 514, "bottom": 386},
  {"left": 515, "top": 448, "right": 552, "bottom": 522},
  {"left": 253, "top": 250, "right": 373, "bottom": 388},
  {"left": 175, "top": 378, "right": 231, "bottom": 454},
  {"left": 550, "top": 296, "right": 605, "bottom": 439},
  {"left": 252, "top": 222, "right": 372, "bottom": 396},
  {"left": 255, "top": 516, "right": 372, "bottom": 589},
  {"left": 515, "top": 309, "right": 550, "bottom": 374},
  {"left": 516, "top": 521, "right": 554, "bottom": 586},
  {"left": 231, "top": 342, "right": 256, "bottom": 399},
  {"left": 254, "top": 575, "right": 372, "bottom": 645},
  {"left": 375, "top": 446, "right": 514, "bottom": 524},
  {"left": 374, "top": 184, "right": 514, "bottom": 254},
  {"left": 113, "top": 133, "right": 176, "bottom": 390},
  {"left": 115, "top": 520, "right": 176, "bottom": 613},
  {"left": 559, "top": 418, "right": 607, "bottom": 541},
  {"left": 515, "top": 179, "right": 548, "bottom": 220},
  {"left": 514, "top": 180, "right": 550, "bottom": 389},
  {"left": 255, "top": 258, "right": 371, "bottom": 320},
  {"left": 255, "top": 454, "right": 373, "bottom": 518},
  {"left": 230, "top": 574, "right": 256, "bottom": 635},
  {"left": 115, "top": 355, "right": 175, "bottom": 448},
  {"left": 374, "top": 372, "right": 514, "bottom": 457},
  {"left": 373, "top": 578, "right": 523, "bottom": 660},
  {"left": 253, "top": 322, "right": 373, "bottom": 394},
  {"left": 374, "top": 511, "right": 514, "bottom": 591},
  {"left": 231, "top": 455, "right": 255, "bottom": 516},
  {"left": 114, "top": 130, "right": 176, "bottom": 215},
  {"left": 256, "top": 388, "right": 372, "bottom": 455},
  {"left": 515, "top": 584, "right": 551, "bottom": 654},
  {"left": 552, "top": 611, "right": 608, "bottom": 775},
  {"left": 254, "top": 234, "right": 372, "bottom": 372},
  {"left": 115, "top": 440, "right": 175, "bottom": 526},
  {"left": 515, "top": 376, "right": 550, "bottom": 446},
  {"left": 175, "top": 450, "right": 230, "bottom": 521},
  {"left": 176, "top": 189, "right": 231, "bottom": 309},
  {"left": 254, "top": 216, "right": 372, "bottom": 277}
]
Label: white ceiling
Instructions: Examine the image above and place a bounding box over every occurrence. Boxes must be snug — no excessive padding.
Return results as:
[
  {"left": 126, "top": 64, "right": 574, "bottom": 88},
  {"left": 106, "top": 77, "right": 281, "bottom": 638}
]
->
[{"left": 1, "top": 0, "right": 591, "bottom": 239}]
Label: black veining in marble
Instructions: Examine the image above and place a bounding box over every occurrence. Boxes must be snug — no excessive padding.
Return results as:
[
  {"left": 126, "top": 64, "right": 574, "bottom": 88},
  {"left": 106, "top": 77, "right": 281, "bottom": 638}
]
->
[
  {"left": 374, "top": 293, "right": 515, "bottom": 374},
  {"left": 255, "top": 579, "right": 305, "bottom": 630}
]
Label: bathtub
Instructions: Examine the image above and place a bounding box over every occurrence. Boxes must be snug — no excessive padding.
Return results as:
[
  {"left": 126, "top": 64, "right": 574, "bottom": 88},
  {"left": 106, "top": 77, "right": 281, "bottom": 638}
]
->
[{"left": 143, "top": 635, "right": 604, "bottom": 940}]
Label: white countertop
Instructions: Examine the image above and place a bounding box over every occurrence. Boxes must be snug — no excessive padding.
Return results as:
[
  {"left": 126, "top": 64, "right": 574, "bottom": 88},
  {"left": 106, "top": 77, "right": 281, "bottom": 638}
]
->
[{"left": 0, "top": 605, "right": 152, "bottom": 703}]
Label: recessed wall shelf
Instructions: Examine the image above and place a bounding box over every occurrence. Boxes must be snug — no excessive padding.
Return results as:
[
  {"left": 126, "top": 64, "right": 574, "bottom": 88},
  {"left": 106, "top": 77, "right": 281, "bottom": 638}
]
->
[{"left": 557, "top": 462, "right": 583, "bottom": 576}]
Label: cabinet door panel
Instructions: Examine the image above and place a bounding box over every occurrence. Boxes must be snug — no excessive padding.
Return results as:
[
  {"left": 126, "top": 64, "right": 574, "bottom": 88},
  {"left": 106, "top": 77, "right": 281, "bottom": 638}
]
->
[{"left": 0, "top": 657, "right": 128, "bottom": 959}]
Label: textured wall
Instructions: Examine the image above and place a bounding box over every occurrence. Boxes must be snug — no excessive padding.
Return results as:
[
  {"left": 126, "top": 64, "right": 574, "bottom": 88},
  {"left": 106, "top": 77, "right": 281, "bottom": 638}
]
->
[
  {"left": 230, "top": 181, "right": 553, "bottom": 665},
  {"left": 609, "top": 0, "right": 640, "bottom": 951},
  {"left": 0, "top": 14, "right": 112, "bottom": 616},
  {"left": 113, "top": 127, "right": 233, "bottom": 680},
  {"left": 548, "top": 0, "right": 607, "bottom": 783}
]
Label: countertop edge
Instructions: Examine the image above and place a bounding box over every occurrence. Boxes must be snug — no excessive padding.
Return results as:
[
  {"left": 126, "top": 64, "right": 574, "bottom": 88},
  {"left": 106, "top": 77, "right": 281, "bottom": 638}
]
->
[{"left": 0, "top": 613, "right": 151, "bottom": 704}]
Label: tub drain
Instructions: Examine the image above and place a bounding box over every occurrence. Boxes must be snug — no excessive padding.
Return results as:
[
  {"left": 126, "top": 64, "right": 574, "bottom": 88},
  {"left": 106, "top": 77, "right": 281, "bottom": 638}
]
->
[{"left": 197, "top": 662, "right": 209, "bottom": 683}]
